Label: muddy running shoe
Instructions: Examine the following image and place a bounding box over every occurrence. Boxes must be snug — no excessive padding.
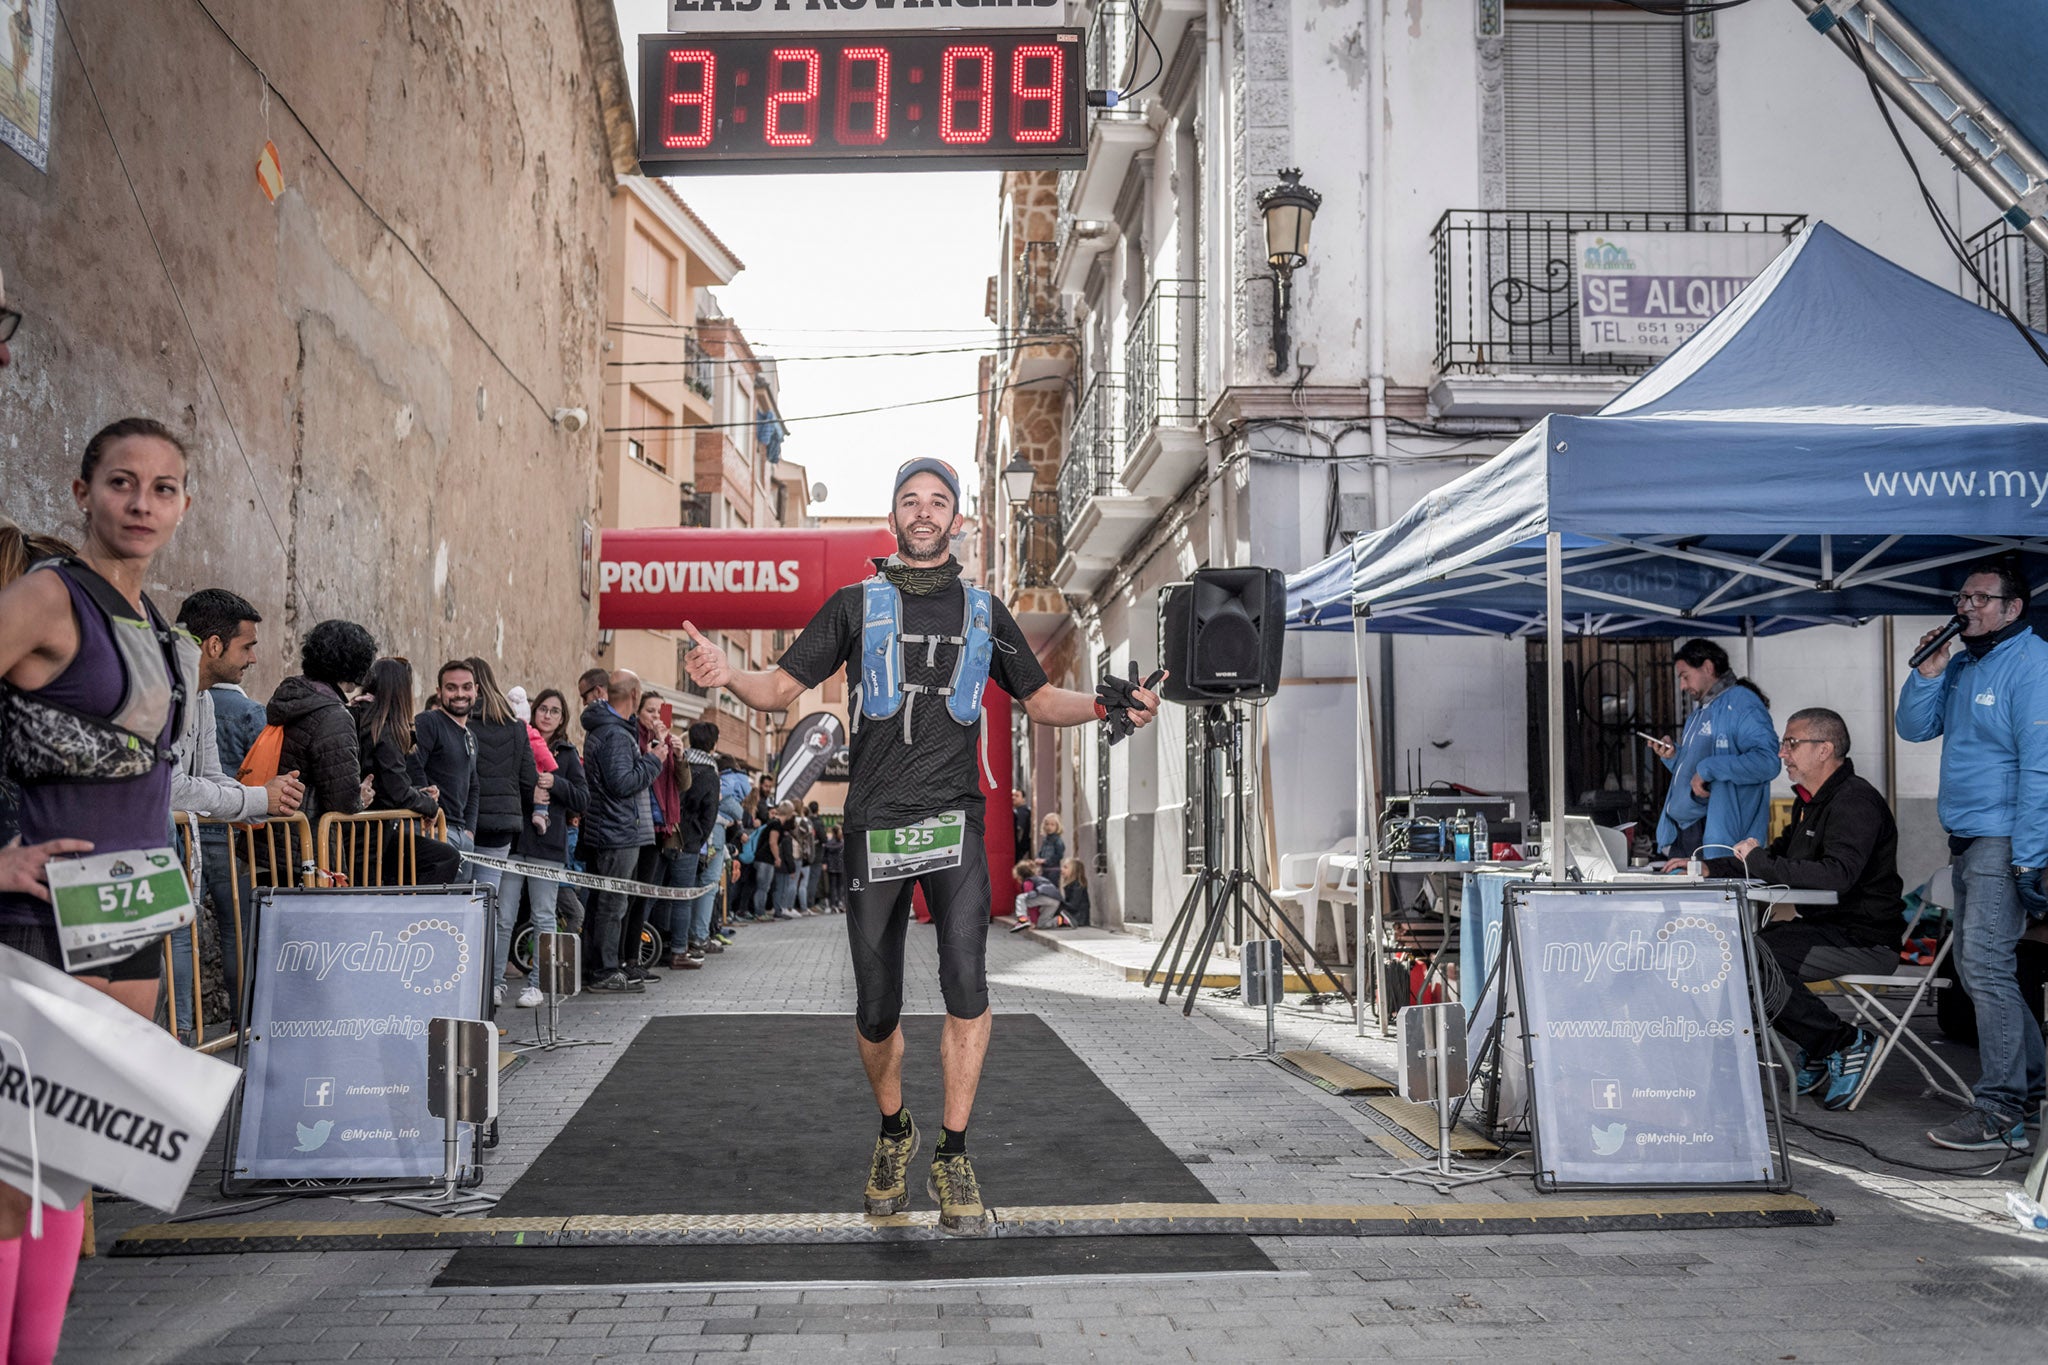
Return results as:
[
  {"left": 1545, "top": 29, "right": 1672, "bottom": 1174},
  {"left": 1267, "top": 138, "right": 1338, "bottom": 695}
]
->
[
  {"left": 927, "top": 1153, "right": 989, "bottom": 1236},
  {"left": 864, "top": 1112, "right": 919, "bottom": 1216}
]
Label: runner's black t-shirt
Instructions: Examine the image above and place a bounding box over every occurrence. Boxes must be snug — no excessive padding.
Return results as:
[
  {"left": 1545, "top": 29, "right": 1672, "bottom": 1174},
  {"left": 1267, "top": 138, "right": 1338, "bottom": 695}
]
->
[{"left": 776, "top": 579, "right": 1048, "bottom": 829}]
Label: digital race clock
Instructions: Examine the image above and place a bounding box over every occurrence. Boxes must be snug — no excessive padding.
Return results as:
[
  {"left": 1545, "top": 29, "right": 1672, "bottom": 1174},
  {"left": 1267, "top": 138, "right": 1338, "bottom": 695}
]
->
[{"left": 636, "top": 30, "right": 1088, "bottom": 174}]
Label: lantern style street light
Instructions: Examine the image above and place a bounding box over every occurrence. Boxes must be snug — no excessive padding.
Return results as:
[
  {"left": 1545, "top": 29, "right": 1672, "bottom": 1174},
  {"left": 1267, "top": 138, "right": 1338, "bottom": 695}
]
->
[
  {"left": 1256, "top": 168, "right": 1321, "bottom": 376},
  {"left": 1001, "top": 451, "right": 1038, "bottom": 507}
]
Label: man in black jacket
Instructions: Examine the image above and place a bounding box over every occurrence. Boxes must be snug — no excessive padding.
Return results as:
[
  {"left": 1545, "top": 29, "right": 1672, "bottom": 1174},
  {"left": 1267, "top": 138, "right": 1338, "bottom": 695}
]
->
[
  {"left": 1705, "top": 707, "right": 1901, "bottom": 1110},
  {"left": 414, "top": 661, "right": 481, "bottom": 855},
  {"left": 580, "top": 668, "right": 663, "bottom": 991},
  {"left": 668, "top": 719, "right": 723, "bottom": 968}
]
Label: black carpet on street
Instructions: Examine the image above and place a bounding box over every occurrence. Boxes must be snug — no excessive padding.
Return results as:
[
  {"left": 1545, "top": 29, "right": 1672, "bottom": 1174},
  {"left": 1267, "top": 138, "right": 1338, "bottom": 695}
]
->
[{"left": 435, "top": 1012, "right": 1272, "bottom": 1285}]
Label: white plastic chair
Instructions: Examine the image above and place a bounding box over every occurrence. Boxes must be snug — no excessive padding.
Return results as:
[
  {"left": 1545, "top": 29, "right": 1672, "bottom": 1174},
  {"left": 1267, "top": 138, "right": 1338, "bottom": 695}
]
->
[
  {"left": 1270, "top": 851, "right": 1323, "bottom": 936},
  {"left": 1311, "top": 837, "right": 1360, "bottom": 964}
]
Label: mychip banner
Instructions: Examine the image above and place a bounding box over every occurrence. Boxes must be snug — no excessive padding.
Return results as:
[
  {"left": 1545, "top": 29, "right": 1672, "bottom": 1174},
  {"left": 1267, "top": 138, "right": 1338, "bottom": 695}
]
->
[
  {"left": 232, "top": 888, "right": 489, "bottom": 1184},
  {"left": 1507, "top": 886, "right": 1782, "bottom": 1190}
]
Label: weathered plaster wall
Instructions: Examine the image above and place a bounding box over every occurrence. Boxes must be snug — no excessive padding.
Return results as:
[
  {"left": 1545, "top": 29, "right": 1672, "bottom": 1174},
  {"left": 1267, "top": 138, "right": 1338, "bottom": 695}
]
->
[{"left": 0, "top": 0, "right": 628, "bottom": 697}]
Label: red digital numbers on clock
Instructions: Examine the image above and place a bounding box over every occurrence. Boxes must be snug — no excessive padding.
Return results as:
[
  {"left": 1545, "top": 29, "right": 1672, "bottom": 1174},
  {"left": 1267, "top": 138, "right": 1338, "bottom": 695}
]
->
[
  {"left": 939, "top": 45, "right": 995, "bottom": 145},
  {"left": 640, "top": 31, "right": 1083, "bottom": 171},
  {"left": 1010, "top": 44, "right": 1063, "bottom": 144},
  {"left": 765, "top": 47, "right": 822, "bottom": 147},
  {"left": 664, "top": 48, "right": 715, "bottom": 150}
]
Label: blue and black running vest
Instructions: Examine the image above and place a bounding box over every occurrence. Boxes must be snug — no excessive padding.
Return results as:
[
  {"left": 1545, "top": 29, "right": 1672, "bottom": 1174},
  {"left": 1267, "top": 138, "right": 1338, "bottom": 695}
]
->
[{"left": 856, "top": 577, "right": 995, "bottom": 746}]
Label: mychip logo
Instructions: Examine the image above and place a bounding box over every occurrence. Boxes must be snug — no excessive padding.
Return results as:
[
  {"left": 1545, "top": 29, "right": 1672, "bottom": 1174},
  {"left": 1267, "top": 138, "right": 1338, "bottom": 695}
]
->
[
  {"left": 1540, "top": 920, "right": 1732, "bottom": 995},
  {"left": 274, "top": 920, "right": 471, "bottom": 996}
]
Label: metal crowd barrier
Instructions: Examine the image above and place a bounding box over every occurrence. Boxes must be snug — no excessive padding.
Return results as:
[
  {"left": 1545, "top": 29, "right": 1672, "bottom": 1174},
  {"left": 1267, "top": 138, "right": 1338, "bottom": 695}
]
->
[
  {"left": 167, "top": 812, "right": 318, "bottom": 1050},
  {"left": 315, "top": 809, "right": 449, "bottom": 890}
]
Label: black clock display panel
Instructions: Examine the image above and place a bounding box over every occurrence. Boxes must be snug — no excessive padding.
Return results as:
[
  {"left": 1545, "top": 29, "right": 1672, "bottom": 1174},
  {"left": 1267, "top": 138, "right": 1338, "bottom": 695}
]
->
[{"left": 637, "top": 30, "right": 1087, "bottom": 173}]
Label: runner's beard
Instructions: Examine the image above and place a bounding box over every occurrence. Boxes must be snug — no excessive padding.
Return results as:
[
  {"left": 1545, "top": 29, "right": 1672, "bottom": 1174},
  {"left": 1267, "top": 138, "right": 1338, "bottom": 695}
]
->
[{"left": 894, "top": 522, "right": 948, "bottom": 563}]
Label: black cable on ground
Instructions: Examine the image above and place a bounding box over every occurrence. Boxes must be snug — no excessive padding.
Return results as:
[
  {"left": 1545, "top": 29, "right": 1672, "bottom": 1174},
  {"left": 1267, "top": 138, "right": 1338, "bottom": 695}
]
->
[{"left": 1785, "top": 1113, "right": 2027, "bottom": 1178}]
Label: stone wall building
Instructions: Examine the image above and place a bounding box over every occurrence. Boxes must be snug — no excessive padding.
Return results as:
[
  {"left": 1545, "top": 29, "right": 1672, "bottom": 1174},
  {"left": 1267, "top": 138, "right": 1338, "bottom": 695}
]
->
[{"left": 0, "top": 0, "right": 638, "bottom": 698}]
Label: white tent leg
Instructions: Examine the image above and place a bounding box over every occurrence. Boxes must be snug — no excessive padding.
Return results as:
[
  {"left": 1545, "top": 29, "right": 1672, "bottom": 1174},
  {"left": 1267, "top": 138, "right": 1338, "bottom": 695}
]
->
[
  {"left": 1547, "top": 533, "right": 1568, "bottom": 879},
  {"left": 1353, "top": 617, "right": 1376, "bottom": 1035}
]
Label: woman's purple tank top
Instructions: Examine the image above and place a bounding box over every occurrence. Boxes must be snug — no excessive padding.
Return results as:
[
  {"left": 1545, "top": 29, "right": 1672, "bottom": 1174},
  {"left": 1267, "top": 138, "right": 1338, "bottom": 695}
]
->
[{"left": 0, "top": 567, "right": 176, "bottom": 927}]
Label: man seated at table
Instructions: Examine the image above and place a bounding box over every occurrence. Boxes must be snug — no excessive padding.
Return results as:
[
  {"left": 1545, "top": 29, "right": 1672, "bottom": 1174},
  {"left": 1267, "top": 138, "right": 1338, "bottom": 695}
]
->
[{"left": 1701, "top": 707, "right": 1902, "bottom": 1110}]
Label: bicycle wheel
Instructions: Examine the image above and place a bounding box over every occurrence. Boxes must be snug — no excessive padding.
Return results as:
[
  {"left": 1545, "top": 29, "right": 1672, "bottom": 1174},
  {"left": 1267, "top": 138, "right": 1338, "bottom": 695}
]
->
[
  {"left": 635, "top": 923, "right": 664, "bottom": 968},
  {"left": 511, "top": 924, "right": 539, "bottom": 974}
]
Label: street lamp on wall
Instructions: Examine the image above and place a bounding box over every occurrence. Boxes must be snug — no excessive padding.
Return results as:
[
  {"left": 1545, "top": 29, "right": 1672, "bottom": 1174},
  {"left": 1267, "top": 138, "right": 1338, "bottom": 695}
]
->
[
  {"left": 1256, "top": 168, "right": 1321, "bottom": 376},
  {"left": 1001, "top": 452, "right": 1038, "bottom": 508}
]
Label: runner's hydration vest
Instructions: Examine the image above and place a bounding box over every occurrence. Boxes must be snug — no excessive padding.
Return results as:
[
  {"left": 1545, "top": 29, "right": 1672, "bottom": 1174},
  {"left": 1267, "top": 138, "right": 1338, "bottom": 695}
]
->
[{"left": 856, "top": 577, "right": 994, "bottom": 744}]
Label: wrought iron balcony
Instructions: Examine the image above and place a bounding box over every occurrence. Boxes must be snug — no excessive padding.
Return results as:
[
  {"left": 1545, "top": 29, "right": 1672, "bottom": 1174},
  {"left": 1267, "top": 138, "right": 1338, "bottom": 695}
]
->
[
  {"left": 1013, "top": 489, "right": 1060, "bottom": 590},
  {"left": 1009, "top": 240, "right": 1065, "bottom": 339},
  {"left": 684, "top": 334, "right": 714, "bottom": 399},
  {"left": 1964, "top": 219, "right": 2047, "bottom": 331},
  {"left": 1057, "top": 372, "right": 1125, "bottom": 544},
  {"left": 1431, "top": 209, "right": 1807, "bottom": 376},
  {"left": 1124, "top": 279, "right": 1202, "bottom": 440},
  {"left": 1086, "top": 1, "right": 1143, "bottom": 119}
]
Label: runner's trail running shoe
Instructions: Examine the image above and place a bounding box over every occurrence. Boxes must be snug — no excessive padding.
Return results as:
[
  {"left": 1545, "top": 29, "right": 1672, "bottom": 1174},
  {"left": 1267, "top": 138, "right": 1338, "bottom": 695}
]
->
[
  {"left": 864, "top": 1112, "right": 920, "bottom": 1216},
  {"left": 928, "top": 1152, "right": 989, "bottom": 1236}
]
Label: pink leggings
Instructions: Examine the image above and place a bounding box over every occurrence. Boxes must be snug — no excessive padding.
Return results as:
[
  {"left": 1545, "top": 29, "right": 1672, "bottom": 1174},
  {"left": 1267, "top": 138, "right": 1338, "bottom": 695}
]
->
[{"left": 0, "top": 1206, "right": 84, "bottom": 1365}]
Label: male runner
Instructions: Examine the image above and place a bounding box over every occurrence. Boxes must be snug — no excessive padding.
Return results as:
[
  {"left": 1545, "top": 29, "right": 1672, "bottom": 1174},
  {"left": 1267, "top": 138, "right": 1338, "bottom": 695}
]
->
[{"left": 681, "top": 457, "right": 1162, "bottom": 1234}]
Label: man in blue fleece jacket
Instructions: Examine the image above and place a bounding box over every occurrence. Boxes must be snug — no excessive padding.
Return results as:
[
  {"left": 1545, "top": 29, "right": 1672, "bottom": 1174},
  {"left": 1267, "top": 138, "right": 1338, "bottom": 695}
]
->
[{"left": 1898, "top": 560, "right": 2048, "bottom": 1153}]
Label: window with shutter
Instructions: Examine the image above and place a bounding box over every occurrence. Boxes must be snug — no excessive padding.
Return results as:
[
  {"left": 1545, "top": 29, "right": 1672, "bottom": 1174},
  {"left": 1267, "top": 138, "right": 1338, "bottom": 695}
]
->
[{"left": 1503, "top": 6, "right": 1688, "bottom": 213}]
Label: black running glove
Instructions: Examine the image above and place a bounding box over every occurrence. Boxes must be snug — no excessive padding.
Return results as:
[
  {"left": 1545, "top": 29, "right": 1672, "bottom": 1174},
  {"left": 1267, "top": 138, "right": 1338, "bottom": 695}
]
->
[{"left": 1094, "top": 662, "right": 1165, "bottom": 746}]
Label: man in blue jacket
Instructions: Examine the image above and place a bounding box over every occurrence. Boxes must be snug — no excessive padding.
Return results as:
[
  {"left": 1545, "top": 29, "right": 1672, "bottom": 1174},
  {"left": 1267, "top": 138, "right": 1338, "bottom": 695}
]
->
[
  {"left": 1648, "top": 638, "right": 1780, "bottom": 859},
  {"left": 1897, "top": 560, "right": 2048, "bottom": 1152},
  {"left": 580, "top": 668, "right": 663, "bottom": 993}
]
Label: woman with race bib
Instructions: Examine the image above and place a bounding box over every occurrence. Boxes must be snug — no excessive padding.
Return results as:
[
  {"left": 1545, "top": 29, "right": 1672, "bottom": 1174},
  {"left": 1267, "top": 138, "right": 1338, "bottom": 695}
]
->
[{"left": 0, "top": 416, "right": 201, "bottom": 1361}]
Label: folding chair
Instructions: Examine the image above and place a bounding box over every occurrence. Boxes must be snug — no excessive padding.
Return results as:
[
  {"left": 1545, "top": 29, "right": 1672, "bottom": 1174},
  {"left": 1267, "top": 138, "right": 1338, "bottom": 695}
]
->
[
  {"left": 1765, "top": 867, "right": 1970, "bottom": 1112},
  {"left": 1829, "top": 867, "right": 1973, "bottom": 1111}
]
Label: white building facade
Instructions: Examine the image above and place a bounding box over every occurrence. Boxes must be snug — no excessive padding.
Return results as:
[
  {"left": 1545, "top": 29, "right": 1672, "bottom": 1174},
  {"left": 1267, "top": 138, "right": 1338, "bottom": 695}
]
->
[{"left": 980, "top": 0, "right": 2025, "bottom": 932}]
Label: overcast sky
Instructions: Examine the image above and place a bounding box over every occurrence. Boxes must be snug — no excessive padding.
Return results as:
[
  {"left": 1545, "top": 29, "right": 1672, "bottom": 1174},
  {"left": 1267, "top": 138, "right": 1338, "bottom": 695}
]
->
[{"left": 612, "top": 1, "right": 999, "bottom": 518}]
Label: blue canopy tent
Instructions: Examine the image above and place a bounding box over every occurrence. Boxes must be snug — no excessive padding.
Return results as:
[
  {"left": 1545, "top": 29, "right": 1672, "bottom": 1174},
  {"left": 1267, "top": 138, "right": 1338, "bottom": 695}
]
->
[{"left": 1282, "top": 222, "right": 2048, "bottom": 1012}]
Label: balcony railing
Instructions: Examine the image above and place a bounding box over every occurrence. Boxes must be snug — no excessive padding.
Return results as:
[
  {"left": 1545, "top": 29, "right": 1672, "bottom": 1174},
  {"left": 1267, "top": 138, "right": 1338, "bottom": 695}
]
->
[
  {"left": 1010, "top": 240, "right": 1065, "bottom": 338},
  {"left": 1086, "top": 2, "right": 1142, "bottom": 117},
  {"left": 1964, "top": 219, "right": 2048, "bottom": 332},
  {"left": 1124, "top": 279, "right": 1202, "bottom": 439},
  {"left": 684, "top": 335, "right": 714, "bottom": 399},
  {"left": 1431, "top": 209, "right": 1807, "bottom": 376},
  {"left": 1015, "top": 489, "right": 1060, "bottom": 589},
  {"left": 1058, "top": 372, "right": 1125, "bottom": 542}
]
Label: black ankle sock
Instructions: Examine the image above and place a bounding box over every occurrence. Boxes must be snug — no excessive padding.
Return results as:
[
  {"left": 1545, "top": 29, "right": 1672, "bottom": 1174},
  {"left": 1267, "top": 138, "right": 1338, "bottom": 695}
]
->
[
  {"left": 881, "top": 1107, "right": 911, "bottom": 1139},
  {"left": 936, "top": 1127, "right": 967, "bottom": 1157}
]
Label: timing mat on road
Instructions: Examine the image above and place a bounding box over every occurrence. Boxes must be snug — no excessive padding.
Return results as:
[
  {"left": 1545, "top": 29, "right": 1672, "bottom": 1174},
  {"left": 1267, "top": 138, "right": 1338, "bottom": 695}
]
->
[
  {"left": 437, "top": 1012, "right": 1274, "bottom": 1284},
  {"left": 113, "top": 1193, "right": 1831, "bottom": 1256}
]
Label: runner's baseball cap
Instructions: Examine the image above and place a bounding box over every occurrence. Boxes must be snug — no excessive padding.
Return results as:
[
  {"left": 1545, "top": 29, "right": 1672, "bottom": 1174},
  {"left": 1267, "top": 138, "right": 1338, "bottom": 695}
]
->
[{"left": 892, "top": 457, "right": 962, "bottom": 508}]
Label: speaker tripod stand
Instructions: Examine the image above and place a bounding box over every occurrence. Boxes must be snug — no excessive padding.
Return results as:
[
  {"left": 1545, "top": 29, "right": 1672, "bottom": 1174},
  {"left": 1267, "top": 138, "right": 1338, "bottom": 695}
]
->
[{"left": 1144, "top": 702, "right": 1355, "bottom": 1017}]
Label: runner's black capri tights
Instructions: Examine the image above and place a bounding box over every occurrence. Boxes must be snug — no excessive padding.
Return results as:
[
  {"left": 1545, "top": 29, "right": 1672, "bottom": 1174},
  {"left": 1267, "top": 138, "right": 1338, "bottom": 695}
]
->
[{"left": 844, "top": 825, "right": 991, "bottom": 1042}]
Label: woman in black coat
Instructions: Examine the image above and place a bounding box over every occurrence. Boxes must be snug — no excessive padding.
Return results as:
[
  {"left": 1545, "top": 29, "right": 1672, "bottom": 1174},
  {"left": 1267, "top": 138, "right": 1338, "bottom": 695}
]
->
[
  {"left": 462, "top": 658, "right": 539, "bottom": 1005},
  {"left": 497, "top": 687, "right": 588, "bottom": 1007},
  {"left": 353, "top": 657, "right": 462, "bottom": 885}
]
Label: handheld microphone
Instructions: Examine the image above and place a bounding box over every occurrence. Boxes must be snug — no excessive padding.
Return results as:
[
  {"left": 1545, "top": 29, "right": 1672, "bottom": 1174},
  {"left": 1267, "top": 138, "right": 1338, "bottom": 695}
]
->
[{"left": 1908, "top": 614, "right": 1968, "bottom": 669}]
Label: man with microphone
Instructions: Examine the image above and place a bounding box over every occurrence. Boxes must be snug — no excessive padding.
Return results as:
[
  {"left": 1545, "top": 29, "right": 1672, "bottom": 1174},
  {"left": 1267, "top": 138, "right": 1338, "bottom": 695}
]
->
[{"left": 1896, "top": 559, "right": 2048, "bottom": 1152}]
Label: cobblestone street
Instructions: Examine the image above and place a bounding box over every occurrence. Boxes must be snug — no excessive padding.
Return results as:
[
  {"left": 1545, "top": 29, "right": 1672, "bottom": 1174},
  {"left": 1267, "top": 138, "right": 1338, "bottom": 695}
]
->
[{"left": 68, "top": 918, "right": 2045, "bottom": 1363}]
